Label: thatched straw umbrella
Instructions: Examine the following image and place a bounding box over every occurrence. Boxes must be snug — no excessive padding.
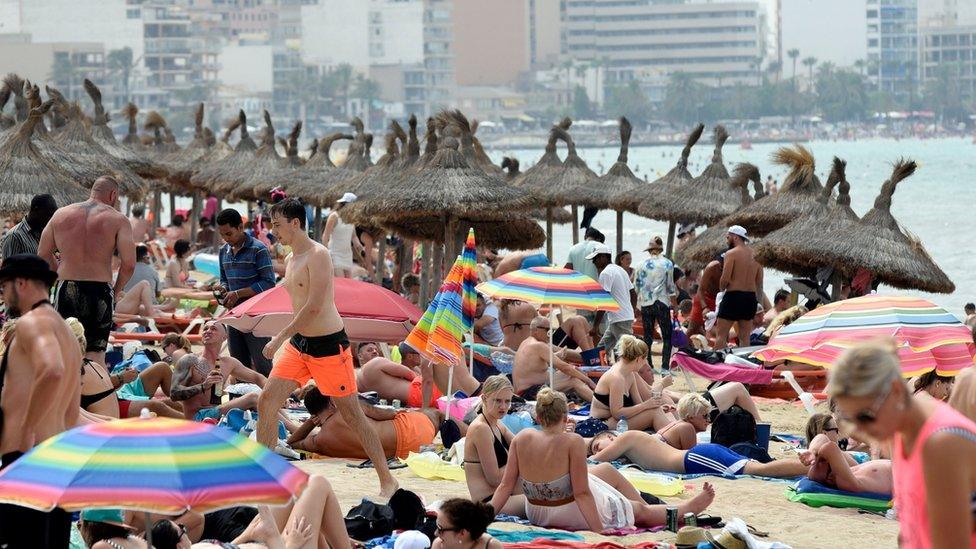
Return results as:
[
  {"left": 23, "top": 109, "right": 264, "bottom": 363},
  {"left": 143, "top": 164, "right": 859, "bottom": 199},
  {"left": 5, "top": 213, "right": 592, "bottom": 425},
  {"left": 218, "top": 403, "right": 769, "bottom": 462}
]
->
[
  {"left": 2, "top": 74, "right": 28, "bottom": 123},
  {"left": 187, "top": 117, "right": 239, "bottom": 193},
  {"left": 237, "top": 121, "right": 305, "bottom": 201},
  {"left": 161, "top": 103, "right": 209, "bottom": 189},
  {"left": 221, "top": 110, "right": 279, "bottom": 199},
  {"left": 289, "top": 133, "right": 356, "bottom": 207},
  {"left": 639, "top": 125, "right": 737, "bottom": 227},
  {"left": 752, "top": 157, "right": 853, "bottom": 280},
  {"left": 394, "top": 114, "right": 420, "bottom": 170},
  {"left": 841, "top": 161, "right": 953, "bottom": 293},
  {"left": 723, "top": 144, "right": 824, "bottom": 236},
  {"left": 0, "top": 86, "right": 14, "bottom": 131},
  {"left": 382, "top": 213, "right": 546, "bottom": 251},
  {"left": 511, "top": 121, "right": 569, "bottom": 259},
  {"left": 121, "top": 103, "right": 141, "bottom": 147},
  {"left": 503, "top": 157, "right": 573, "bottom": 225},
  {"left": 673, "top": 163, "right": 764, "bottom": 271},
  {"left": 329, "top": 121, "right": 405, "bottom": 207},
  {"left": 0, "top": 100, "right": 89, "bottom": 215},
  {"left": 83, "top": 80, "right": 165, "bottom": 179},
  {"left": 599, "top": 117, "right": 642, "bottom": 254},
  {"left": 190, "top": 110, "right": 257, "bottom": 195},
  {"left": 542, "top": 125, "right": 601, "bottom": 243}
]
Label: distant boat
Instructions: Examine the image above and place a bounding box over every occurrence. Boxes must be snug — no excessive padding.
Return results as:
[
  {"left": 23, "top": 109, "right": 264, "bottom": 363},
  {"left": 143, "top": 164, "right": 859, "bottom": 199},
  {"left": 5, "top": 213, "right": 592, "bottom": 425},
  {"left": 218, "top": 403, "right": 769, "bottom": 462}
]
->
[{"left": 740, "top": 139, "right": 752, "bottom": 150}]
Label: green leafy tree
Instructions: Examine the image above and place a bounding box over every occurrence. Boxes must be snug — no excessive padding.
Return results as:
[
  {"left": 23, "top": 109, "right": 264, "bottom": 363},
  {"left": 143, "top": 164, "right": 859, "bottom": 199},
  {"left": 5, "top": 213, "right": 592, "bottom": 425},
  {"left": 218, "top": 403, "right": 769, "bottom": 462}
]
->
[
  {"left": 788, "top": 49, "right": 801, "bottom": 87},
  {"left": 107, "top": 47, "right": 135, "bottom": 103},
  {"left": 662, "top": 72, "right": 706, "bottom": 124},
  {"left": 353, "top": 74, "right": 382, "bottom": 126},
  {"left": 50, "top": 54, "right": 77, "bottom": 99},
  {"left": 816, "top": 68, "right": 868, "bottom": 121},
  {"left": 571, "top": 85, "right": 593, "bottom": 119},
  {"left": 924, "top": 63, "right": 967, "bottom": 122},
  {"left": 802, "top": 57, "right": 818, "bottom": 92}
]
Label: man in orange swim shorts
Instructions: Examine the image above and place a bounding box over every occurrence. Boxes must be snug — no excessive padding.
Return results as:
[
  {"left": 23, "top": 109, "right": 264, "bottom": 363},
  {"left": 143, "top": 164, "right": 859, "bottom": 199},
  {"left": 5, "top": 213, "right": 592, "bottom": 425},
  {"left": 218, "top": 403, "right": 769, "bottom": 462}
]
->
[
  {"left": 356, "top": 343, "right": 441, "bottom": 409},
  {"left": 259, "top": 199, "right": 398, "bottom": 497}
]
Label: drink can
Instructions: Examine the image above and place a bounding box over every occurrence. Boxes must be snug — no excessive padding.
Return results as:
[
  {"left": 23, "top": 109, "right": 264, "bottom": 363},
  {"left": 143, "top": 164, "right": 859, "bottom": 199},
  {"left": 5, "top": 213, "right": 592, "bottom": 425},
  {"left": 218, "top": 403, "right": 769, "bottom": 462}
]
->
[
  {"left": 392, "top": 399, "right": 402, "bottom": 410},
  {"left": 665, "top": 506, "right": 678, "bottom": 532},
  {"left": 684, "top": 512, "right": 696, "bottom": 527},
  {"left": 379, "top": 399, "right": 388, "bottom": 407}
]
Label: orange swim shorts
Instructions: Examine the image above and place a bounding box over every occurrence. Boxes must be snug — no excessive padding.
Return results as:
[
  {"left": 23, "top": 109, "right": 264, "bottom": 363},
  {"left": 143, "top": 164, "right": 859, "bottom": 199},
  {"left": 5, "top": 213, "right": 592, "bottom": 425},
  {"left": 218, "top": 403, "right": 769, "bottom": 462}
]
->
[
  {"left": 271, "top": 330, "right": 357, "bottom": 397},
  {"left": 406, "top": 376, "right": 443, "bottom": 409},
  {"left": 392, "top": 411, "right": 437, "bottom": 458}
]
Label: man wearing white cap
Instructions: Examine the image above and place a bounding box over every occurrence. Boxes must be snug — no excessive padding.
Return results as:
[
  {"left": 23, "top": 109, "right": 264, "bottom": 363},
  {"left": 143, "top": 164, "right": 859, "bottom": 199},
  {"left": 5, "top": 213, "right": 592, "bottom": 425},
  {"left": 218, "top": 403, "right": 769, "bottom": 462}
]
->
[
  {"left": 587, "top": 243, "right": 637, "bottom": 357},
  {"left": 714, "top": 225, "right": 763, "bottom": 350},
  {"left": 322, "top": 192, "right": 366, "bottom": 279}
]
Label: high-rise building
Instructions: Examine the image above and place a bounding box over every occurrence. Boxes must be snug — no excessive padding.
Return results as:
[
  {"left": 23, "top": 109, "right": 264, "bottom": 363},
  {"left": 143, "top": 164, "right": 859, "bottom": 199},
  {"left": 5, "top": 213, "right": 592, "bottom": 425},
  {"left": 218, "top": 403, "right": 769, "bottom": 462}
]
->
[
  {"left": 866, "top": 0, "right": 919, "bottom": 101},
  {"left": 562, "top": 0, "right": 769, "bottom": 86},
  {"left": 140, "top": 2, "right": 219, "bottom": 102},
  {"left": 529, "top": 0, "right": 561, "bottom": 69},
  {"left": 918, "top": 0, "right": 976, "bottom": 29},
  {"left": 422, "top": 0, "right": 455, "bottom": 114}
]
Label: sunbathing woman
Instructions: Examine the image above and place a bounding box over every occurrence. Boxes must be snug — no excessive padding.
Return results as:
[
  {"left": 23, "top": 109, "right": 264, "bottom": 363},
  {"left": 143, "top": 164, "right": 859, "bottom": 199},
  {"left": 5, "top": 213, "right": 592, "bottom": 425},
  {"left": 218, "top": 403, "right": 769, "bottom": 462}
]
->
[
  {"left": 165, "top": 239, "right": 192, "bottom": 290},
  {"left": 490, "top": 388, "right": 715, "bottom": 532},
  {"left": 912, "top": 370, "right": 954, "bottom": 402},
  {"left": 590, "top": 336, "right": 674, "bottom": 431},
  {"left": 463, "top": 375, "right": 524, "bottom": 516},
  {"left": 803, "top": 434, "right": 893, "bottom": 494}
]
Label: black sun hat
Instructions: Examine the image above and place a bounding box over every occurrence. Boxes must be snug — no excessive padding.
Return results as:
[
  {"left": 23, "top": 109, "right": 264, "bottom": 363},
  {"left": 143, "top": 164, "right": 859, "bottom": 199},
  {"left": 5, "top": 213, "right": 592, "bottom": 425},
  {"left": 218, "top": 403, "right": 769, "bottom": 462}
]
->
[{"left": 0, "top": 254, "right": 58, "bottom": 287}]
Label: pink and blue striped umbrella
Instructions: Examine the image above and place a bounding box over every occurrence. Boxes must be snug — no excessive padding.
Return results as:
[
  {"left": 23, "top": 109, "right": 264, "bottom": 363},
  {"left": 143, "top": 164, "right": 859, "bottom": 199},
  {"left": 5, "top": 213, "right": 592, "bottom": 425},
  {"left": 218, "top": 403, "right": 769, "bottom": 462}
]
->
[
  {"left": 476, "top": 267, "right": 619, "bottom": 311},
  {"left": 754, "top": 295, "right": 975, "bottom": 377},
  {"left": 0, "top": 417, "right": 307, "bottom": 514}
]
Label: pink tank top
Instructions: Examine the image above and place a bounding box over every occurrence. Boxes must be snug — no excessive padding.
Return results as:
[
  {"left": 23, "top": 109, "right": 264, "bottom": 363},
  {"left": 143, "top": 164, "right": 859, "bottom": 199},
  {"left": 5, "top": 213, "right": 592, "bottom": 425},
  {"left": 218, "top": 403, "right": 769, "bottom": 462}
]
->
[{"left": 892, "top": 401, "right": 976, "bottom": 549}]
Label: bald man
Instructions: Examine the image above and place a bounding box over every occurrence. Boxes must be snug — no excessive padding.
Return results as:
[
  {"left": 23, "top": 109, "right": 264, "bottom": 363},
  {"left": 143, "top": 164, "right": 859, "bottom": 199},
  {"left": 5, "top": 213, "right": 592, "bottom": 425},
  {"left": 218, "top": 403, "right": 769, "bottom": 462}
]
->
[{"left": 38, "top": 175, "right": 135, "bottom": 366}]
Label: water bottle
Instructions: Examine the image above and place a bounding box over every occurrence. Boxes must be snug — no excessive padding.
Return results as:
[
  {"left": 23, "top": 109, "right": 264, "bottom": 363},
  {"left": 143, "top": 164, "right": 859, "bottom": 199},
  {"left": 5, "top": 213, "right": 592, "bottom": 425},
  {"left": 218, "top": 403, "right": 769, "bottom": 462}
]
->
[
  {"left": 210, "top": 359, "right": 223, "bottom": 406},
  {"left": 616, "top": 416, "right": 628, "bottom": 433},
  {"left": 490, "top": 351, "right": 514, "bottom": 374}
]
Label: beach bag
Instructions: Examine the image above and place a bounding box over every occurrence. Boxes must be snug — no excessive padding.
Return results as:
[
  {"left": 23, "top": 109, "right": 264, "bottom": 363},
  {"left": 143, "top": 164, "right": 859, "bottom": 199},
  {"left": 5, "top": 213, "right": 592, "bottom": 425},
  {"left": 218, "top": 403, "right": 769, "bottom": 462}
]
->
[
  {"left": 388, "top": 489, "right": 426, "bottom": 531},
  {"left": 710, "top": 405, "right": 757, "bottom": 448},
  {"left": 729, "top": 442, "right": 773, "bottom": 463},
  {"left": 344, "top": 499, "right": 394, "bottom": 541}
]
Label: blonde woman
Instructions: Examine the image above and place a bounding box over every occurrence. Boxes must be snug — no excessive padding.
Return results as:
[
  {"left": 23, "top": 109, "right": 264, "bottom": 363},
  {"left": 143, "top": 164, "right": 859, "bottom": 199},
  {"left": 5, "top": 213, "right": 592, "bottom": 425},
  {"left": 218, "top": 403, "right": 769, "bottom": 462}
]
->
[
  {"left": 829, "top": 340, "right": 976, "bottom": 548},
  {"left": 463, "top": 376, "right": 522, "bottom": 515},
  {"left": 590, "top": 335, "right": 673, "bottom": 432},
  {"left": 490, "top": 388, "right": 715, "bottom": 532}
]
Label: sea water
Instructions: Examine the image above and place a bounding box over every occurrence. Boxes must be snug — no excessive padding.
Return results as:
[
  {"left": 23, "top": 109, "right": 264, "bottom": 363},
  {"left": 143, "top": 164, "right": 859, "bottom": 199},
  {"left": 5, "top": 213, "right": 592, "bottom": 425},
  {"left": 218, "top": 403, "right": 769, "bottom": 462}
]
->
[{"left": 496, "top": 136, "right": 976, "bottom": 317}]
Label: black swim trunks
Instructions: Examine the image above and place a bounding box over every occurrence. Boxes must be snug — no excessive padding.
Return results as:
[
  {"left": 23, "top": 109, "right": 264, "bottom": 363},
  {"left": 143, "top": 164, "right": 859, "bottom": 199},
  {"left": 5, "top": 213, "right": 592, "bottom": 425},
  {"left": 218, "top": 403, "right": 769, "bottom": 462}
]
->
[
  {"left": 717, "top": 290, "right": 758, "bottom": 322},
  {"left": 289, "top": 329, "right": 349, "bottom": 358},
  {"left": 53, "top": 280, "right": 114, "bottom": 352}
]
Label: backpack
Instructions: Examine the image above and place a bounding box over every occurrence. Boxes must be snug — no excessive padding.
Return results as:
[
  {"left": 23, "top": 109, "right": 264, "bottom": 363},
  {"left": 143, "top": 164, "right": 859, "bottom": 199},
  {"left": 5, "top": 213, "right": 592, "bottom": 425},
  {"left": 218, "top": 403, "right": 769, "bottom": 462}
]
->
[
  {"left": 710, "top": 404, "right": 757, "bottom": 448},
  {"left": 729, "top": 442, "right": 773, "bottom": 463},
  {"left": 343, "top": 499, "right": 394, "bottom": 541},
  {"left": 388, "top": 489, "right": 425, "bottom": 531}
]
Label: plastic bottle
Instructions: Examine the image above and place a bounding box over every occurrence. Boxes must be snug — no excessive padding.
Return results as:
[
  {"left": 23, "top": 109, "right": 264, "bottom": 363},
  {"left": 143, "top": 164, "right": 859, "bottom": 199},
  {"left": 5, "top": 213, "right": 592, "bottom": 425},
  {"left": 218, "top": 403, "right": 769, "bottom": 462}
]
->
[
  {"left": 490, "top": 351, "right": 514, "bottom": 374},
  {"left": 616, "top": 416, "right": 628, "bottom": 433},
  {"left": 210, "top": 359, "right": 223, "bottom": 405}
]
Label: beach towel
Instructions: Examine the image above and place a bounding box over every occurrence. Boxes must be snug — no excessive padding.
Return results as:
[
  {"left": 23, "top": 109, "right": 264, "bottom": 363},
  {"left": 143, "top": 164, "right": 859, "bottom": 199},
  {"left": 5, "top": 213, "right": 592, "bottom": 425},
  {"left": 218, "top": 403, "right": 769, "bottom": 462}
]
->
[
  {"left": 486, "top": 528, "right": 584, "bottom": 543},
  {"left": 499, "top": 541, "right": 670, "bottom": 549},
  {"left": 786, "top": 478, "right": 892, "bottom": 512},
  {"left": 671, "top": 352, "right": 774, "bottom": 385}
]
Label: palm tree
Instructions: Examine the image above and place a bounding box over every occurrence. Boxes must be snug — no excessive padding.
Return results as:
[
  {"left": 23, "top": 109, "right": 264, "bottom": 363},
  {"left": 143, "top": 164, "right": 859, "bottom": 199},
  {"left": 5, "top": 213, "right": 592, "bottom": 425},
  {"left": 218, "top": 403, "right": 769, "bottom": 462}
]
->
[
  {"left": 803, "top": 57, "right": 818, "bottom": 92},
  {"left": 107, "top": 47, "right": 135, "bottom": 104},
  {"left": 853, "top": 59, "right": 866, "bottom": 77},
  {"left": 752, "top": 57, "right": 764, "bottom": 87},
  {"left": 50, "top": 54, "right": 77, "bottom": 99},
  {"left": 329, "top": 63, "right": 353, "bottom": 118},
  {"left": 788, "top": 49, "right": 801, "bottom": 88},
  {"left": 560, "top": 59, "right": 574, "bottom": 107},
  {"left": 766, "top": 60, "right": 782, "bottom": 84},
  {"left": 353, "top": 74, "right": 382, "bottom": 126}
]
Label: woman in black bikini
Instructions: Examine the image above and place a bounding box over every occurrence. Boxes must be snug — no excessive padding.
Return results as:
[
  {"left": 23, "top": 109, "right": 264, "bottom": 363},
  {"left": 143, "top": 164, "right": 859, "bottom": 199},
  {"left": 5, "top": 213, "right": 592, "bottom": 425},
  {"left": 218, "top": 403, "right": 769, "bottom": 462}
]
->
[
  {"left": 590, "top": 335, "right": 675, "bottom": 431},
  {"left": 462, "top": 375, "right": 525, "bottom": 516}
]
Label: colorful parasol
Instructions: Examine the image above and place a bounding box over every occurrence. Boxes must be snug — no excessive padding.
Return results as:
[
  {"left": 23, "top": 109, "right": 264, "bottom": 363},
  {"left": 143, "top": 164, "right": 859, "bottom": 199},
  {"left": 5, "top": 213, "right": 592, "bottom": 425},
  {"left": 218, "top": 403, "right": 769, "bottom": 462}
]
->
[
  {"left": 0, "top": 417, "right": 308, "bottom": 514},
  {"left": 476, "top": 267, "right": 620, "bottom": 311},
  {"left": 405, "top": 229, "right": 479, "bottom": 367},
  {"left": 754, "top": 295, "right": 976, "bottom": 377}
]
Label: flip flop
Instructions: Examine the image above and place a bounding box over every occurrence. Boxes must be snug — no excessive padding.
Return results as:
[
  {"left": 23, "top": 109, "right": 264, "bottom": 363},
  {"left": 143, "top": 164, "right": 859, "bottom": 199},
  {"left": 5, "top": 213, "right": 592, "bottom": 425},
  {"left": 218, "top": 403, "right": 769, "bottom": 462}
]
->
[{"left": 346, "top": 458, "right": 407, "bottom": 470}]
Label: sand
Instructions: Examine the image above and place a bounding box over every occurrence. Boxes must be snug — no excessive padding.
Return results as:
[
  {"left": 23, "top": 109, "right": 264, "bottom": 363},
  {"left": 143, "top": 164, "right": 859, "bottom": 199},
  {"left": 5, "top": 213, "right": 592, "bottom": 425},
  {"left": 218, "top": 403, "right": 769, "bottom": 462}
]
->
[{"left": 291, "top": 371, "right": 900, "bottom": 548}]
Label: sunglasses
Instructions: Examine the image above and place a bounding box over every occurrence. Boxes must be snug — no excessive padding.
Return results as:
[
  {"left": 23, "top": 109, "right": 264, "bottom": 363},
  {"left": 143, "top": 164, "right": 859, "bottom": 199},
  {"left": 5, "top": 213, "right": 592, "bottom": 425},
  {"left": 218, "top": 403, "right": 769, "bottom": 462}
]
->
[
  {"left": 824, "top": 427, "right": 839, "bottom": 433},
  {"left": 838, "top": 383, "right": 893, "bottom": 424},
  {"left": 435, "top": 525, "right": 459, "bottom": 534}
]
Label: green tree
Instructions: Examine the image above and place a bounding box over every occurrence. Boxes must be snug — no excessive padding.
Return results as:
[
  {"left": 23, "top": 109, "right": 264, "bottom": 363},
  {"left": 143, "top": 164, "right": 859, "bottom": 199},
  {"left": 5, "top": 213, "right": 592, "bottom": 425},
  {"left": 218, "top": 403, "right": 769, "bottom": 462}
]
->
[
  {"left": 788, "top": 49, "right": 801, "bottom": 87},
  {"left": 322, "top": 63, "right": 353, "bottom": 118},
  {"left": 50, "top": 54, "right": 77, "bottom": 99},
  {"left": 662, "top": 72, "right": 706, "bottom": 124},
  {"left": 571, "top": 85, "right": 594, "bottom": 119},
  {"left": 353, "top": 74, "right": 382, "bottom": 126},
  {"left": 605, "top": 80, "right": 653, "bottom": 124},
  {"left": 816, "top": 68, "right": 868, "bottom": 121},
  {"left": 802, "top": 57, "right": 818, "bottom": 92},
  {"left": 766, "top": 60, "right": 783, "bottom": 84},
  {"left": 107, "top": 47, "right": 135, "bottom": 103},
  {"left": 924, "top": 63, "right": 967, "bottom": 122}
]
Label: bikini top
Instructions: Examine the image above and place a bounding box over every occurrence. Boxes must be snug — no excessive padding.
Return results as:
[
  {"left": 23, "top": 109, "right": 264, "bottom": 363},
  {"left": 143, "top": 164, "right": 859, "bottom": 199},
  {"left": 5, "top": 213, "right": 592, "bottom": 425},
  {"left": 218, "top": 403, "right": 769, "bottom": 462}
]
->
[
  {"left": 80, "top": 359, "right": 116, "bottom": 409},
  {"left": 464, "top": 414, "right": 510, "bottom": 468},
  {"left": 593, "top": 391, "right": 634, "bottom": 408},
  {"left": 520, "top": 472, "right": 573, "bottom": 502}
]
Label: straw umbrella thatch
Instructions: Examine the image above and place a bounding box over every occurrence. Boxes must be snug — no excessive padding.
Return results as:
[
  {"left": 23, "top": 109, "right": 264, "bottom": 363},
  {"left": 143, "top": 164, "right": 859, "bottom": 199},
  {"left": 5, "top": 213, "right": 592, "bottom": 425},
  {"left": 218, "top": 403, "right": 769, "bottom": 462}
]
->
[
  {"left": 237, "top": 120, "right": 305, "bottom": 201},
  {"left": 2, "top": 74, "right": 28, "bottom": 123},
  {"left": 329, "top": 121, "right": 406, "bottom": 207},
  {"left": 542, "top": 126, "right": 602, "bottom": 233},
  {"left": 121, "top": 103, "right": 141, "bottom": 147},
  {"left": 220, "top": 110, "right": 277, "bottom": 199},
  {"left": 840, "top": 160, "right": 953, "bottom": 293},
  {"left": 191, "top": 110, "right": 258, "bottom": 195},
  {"left": 83, "top": 80, "right": 165, "bottom": 179},
  {"left": 288, "top": 132, "right": 356, "bottom": 207},
  {"left": 600, "top": 117, "right": 643, "bottom": 253},
  {"left": 723, "top": 144, "right": 824, "bottom": 236},
  {"left": 161, "top": 103, "right": 209, "bottom": 189},
  {"left": 187, "top": 117, "right": 239, "bottom": 193},
  {"left": 672, "top": 163, "right": 764, "bottom": 271},
  {"left": 394, "top": 114, "right": 421, "bottom": 170},
  {"left": 610, "top": 123, "right": 704, "bottom": 214},
  {"left": 511, "top": 118, "right": 572, "bottom": 258},
  {"left": 639, "top": 125, "right": 737, "bottom": 226},
  {"left": 503, "top": 157, "right": 573, "bottom": 225},
  {"left": 752, "top": 157, "right": 854, "bottom": 277},
  {"left": 0, "top": 100, "right": 89, "bottom": 215},
  {"left": 382, "top": 214, "right": 546, "bottom": 251}
]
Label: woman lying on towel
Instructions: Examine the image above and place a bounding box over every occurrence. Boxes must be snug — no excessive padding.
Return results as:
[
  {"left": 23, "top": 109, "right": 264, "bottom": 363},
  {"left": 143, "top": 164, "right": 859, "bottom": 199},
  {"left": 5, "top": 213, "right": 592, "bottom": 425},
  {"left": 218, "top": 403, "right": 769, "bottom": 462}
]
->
[{"left": 490, "top": 388, "right": 715, "bottom": 533}]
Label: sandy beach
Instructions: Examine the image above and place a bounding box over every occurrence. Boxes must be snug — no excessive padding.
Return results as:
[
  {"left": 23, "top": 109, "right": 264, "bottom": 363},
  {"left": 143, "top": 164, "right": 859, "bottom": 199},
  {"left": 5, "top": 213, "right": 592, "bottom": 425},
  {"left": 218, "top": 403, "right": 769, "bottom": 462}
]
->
[{"left": 295, "top": 372, "right": 900, "bottom": 548}]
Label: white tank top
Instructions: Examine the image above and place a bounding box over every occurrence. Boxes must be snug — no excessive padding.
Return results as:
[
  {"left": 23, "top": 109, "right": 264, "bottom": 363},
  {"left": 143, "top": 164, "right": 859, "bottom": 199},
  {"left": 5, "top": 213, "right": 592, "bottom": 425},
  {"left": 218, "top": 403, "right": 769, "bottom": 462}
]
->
[{"left": 328, "top": 215, "right": 355, "bottom": 269}]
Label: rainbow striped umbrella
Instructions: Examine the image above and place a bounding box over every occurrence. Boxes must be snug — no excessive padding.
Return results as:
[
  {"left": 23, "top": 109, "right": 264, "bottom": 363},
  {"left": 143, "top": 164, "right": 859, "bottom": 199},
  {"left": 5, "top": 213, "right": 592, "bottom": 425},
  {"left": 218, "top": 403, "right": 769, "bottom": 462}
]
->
[
  {"left": 0, "top": 417, "right": 308, "bottom": 514},
  {"left": 476, "top": 266, "right": 619, "bottom": 311},
  {"left": 754, "top": 295, "right": 976, "bottom": 377}
]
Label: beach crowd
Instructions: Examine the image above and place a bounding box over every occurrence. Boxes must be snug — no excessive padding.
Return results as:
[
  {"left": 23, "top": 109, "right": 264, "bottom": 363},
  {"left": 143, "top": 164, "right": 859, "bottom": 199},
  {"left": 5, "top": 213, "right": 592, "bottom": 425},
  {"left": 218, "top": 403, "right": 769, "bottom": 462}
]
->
[{"left": 0, "top": 176, "right": 974, "bottom": 549}]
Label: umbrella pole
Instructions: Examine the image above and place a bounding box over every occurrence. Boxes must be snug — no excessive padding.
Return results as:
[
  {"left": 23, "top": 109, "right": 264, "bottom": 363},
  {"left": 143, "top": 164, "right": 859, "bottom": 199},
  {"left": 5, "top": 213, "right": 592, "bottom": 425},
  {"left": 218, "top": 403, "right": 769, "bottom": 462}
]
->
[
  {"left": 571, "top": 205, "right": 580, "bottom": 244},
  {"left": 151, "top": 190, "right": 162, "bottom": 231},
  {"left": 548, "top": 322, "right": 555, "bottom": 388},
  {"left": 446, "top": 362, "right": 455, "bottom": 422},
  {"left": 169, "top": 193, "right": 177, "bottom": 225},
  {"left": 395, "top": 238, "right": 412, "bottom": 294},
  {"left": 433, "top": 244, "right": 444, "bottom": 295},
  {"left": 190, "top": 191, "right": 201, "bottom": 247},
  {"left": 830, "top": 271, "right": 843, "bottom": 302},
  {"left": 546, "top": 208, "right": 554, "bottom": 262},
  {"left": 374, "top": 234, "right": 387, "bottom": 285},
  {"left": 615, "top": 211, "right": 623, "bottom": 256},
  {"left": 665, "top": 221, "right": 676, "bottom": 257},
  {"left": 313, "top": 207, "right": 323, "bottom": 241},
  {"left": 146, "top": 511, "right": 154, "bottom": 546},
  {"left": 469, "top": 324, "right": 475, "bottom": 375},
  {"left": 420, "top": 242, "right": 431, "bottom": 307}
]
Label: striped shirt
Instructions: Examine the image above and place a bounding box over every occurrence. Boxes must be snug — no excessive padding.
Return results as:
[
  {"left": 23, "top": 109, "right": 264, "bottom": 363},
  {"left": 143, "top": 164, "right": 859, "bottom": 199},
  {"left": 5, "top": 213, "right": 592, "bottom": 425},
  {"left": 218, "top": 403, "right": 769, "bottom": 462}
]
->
[
  {"left": 218, "top": 234, "right": 276, "bottom": 294},
  {"left": 0, "top": 220, "right": 40, "bottom": 259}
]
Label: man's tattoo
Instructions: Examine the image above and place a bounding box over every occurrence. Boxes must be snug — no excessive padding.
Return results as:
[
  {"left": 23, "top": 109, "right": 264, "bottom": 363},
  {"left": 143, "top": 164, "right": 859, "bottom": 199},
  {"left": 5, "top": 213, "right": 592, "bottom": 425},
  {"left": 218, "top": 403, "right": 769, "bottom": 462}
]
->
[{"left": 170, "top": 383, "right": 204, "bottom": 401}]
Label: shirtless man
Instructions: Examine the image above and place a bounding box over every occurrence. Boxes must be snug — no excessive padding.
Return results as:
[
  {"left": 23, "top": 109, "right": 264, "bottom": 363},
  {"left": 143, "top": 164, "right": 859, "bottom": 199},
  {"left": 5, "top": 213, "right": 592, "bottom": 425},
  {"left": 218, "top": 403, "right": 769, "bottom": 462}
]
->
[
  {"left": 513, "top": 317, "right": 596, "bottom": 401},
  {"left": 0, "top": 254, "right": 81, "bottom": 547},
  {"left": 714, "top": 226, "right": 763, "bottom": 349},
  {"left": 260, "top": 198, "right": 397, "bottom": 497},
  {"left": 129, "top": 203, "right": 153, "bottom": 243},
  {"left": 38, "top": 175, "right": 136, "bottom": 366},
  {"left": 357, "top": 343, "right": 440, "bottom": 409},
  {"left": 288, "top": 387, "right": 440, "bottom": 461},
  {"left": 687, "top": 257, "right": 722, "bottom": 337},
  {"left": 803, "top": 434, "right": 893, "bottom": 494},
  {"left": 589, "top": 430, "right": 808, "bottom": 478},
  {"left": 169, "top": 354, "right": 262, "bottom": 422},
  {"left": 200, "top": 320, "right": 268, "bottom": 390},
  {"left": 499, "top": 299, "right": 591, "bottom": 352}
]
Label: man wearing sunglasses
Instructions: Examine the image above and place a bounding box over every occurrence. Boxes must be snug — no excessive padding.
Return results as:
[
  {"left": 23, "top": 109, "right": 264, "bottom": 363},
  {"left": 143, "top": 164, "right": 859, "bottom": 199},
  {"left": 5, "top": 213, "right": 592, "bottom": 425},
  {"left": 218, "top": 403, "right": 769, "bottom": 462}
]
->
[{"left": 803, "top": 432, "right": 892, "bottom": 495}]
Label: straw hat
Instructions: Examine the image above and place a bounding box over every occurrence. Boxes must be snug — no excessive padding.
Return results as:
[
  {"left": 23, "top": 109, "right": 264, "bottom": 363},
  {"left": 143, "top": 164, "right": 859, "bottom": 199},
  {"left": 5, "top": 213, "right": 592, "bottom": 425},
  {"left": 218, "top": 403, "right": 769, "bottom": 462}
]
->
[
  {"left": 705, "top": 529, "right": 747, "bottom": 549},
  {"left": 645, "top": 235, "right": 665, "bottom": 252},
  {"left": 675, "top": 525, "right": 709, "bottom": 548}
]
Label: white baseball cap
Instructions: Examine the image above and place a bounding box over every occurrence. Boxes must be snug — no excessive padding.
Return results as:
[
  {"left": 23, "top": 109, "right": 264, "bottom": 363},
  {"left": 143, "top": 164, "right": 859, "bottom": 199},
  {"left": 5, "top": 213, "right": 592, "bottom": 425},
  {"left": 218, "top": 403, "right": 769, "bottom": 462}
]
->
[
  {"left": 585, "top": 243, "right": 613, "bottom": 260},
  {"left": 727, "top": 225, "right": 749, "bottom": 241},
  {"left": 337, "top": 192, "right": 358, "bottom": 204},
  {"left": 394, "top": 530, "right": 431, "bottom": 549}
]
